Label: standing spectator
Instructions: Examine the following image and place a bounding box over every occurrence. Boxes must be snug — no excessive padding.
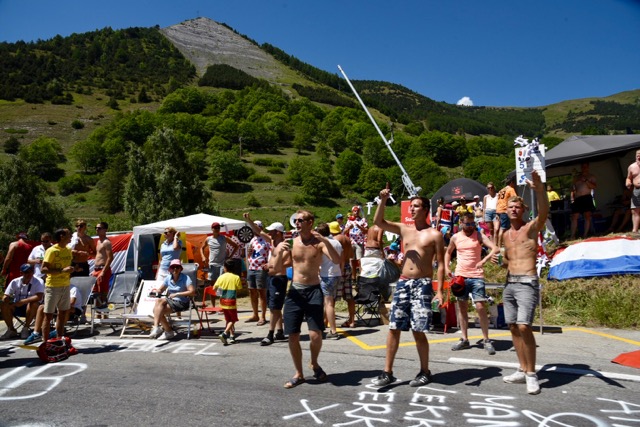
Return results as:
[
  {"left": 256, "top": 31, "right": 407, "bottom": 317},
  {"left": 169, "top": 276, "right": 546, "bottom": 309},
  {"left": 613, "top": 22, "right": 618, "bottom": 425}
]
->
[
  {"left": 570, "top": 162, "right": 597, "bottom": 240},
  {"left": 227, "top": 230, "right": 245, "bottom": 277},
  {"left": 157, "top": 227, "right": 182, "bottom": 282},
  {"left": 446, "top": 211, "right": 499, "bottom": 355},
  {"left": 371, "top": 190, "right": 445, "bottom": 388},
  {"left": 41, "top": 228, "right": 74, "bottom": 342},
  {"left": 245, "top": 220, "right": 270, "bottom": 325},
  {"left": 335, "top": 213, "right": 345, "bottom": 232},
  {"left": 1, "top": 264, "right": 44, "bottom": 339},
  {"left": 473, "top": 195, "right": 484, "bottom": 224},
  {"left": 200, "top": 222, "right": 239, "bottom": 289},
  {"left": 496, "top": 172, "right": 518, "bottom": 247},
  {"left": 27, "top": 232, "right": 53, "bottom": 281},
  {"left": 69, "top": 219, "right": 96, "bottom": 277},
  {"left": 364, "top": 224, "right": 384, "bottom": 258},
  {"left": 434, "top": 197, "right": 445, "bottom": 230},
  {"left": 330, "top": 221, "right": 356, "bottom": 329},
  {"left": 2, "top": 232, "right": 34, "bottom": 286},
  {"left": 317, "top": 223, "right": 343, "bottom": 340},
  {"left": 92, "top": 222, "right": 113, "bottom": 310},
  {"left": 494, "top": 170, "right": 548, "bottom": 395},
  {"left": 625, "top": 149, "right": 640, "bottom": 233},
  {"left": 215, "top": 259, "right": 243, "bottom": 345},
  {"left": 546, "top": 185, "right": 560, "bottom": 204},
  {"left": 483, "top": 182, "right": 498, "bottom": 242},
  {"left": 344, "top": 205, "right": 368, "bottom": 281},
  {"left": 282, "top": 210, "right": 340, "bottom": 389}
]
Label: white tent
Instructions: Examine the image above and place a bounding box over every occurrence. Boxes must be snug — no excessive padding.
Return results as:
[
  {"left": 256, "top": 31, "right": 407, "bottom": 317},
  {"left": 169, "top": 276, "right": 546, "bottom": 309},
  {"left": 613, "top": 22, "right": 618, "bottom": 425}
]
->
[{"left": 132, "top": 213, "right": 248, "bottom": 271}]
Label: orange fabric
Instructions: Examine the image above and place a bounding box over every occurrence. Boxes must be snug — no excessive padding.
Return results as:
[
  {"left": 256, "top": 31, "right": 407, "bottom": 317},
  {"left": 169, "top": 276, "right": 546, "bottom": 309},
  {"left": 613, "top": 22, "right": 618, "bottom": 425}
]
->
[
  {"left": 496, "top": 185, "right": 517, "bottom": 213},
  {"left": 454, "top": 230, "right": 484, "bottom": 278}
]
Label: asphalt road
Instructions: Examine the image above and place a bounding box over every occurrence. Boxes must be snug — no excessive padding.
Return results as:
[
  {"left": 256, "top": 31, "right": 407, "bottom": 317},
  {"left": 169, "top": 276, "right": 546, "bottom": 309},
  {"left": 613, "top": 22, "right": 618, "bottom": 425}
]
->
[{"left": 1, "top": 314, "right": 640, "bottom": 427}]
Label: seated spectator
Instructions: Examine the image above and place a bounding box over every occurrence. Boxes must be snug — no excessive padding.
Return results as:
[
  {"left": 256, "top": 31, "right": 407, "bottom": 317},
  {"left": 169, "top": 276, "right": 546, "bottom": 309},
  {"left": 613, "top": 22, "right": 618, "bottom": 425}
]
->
[
  {"left": 148, "top": 259, "right": 195, "bottom": 340},
  {"left": 1, "top": 264, "right": 44, "bottom": 339}
]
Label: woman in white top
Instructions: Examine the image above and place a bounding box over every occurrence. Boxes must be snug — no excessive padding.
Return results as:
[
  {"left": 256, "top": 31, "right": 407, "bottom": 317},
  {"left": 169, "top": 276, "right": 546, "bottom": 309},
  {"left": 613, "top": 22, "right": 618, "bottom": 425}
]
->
[{"left": 483, "top": 182, "right": 499, "bottom": 243}]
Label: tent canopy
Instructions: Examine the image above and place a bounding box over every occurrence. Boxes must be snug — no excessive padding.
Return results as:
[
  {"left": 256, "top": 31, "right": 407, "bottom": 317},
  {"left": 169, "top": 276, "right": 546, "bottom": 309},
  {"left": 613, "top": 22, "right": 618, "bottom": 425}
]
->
[
  {"left": 546, "top": 135, "right": 640, "bottom": 168},
  {"left": 430, "top": 178, "right": 487, "bottom": 215},
  {"left": 132, "top": 213, "right": 247, "bottom": 271}
]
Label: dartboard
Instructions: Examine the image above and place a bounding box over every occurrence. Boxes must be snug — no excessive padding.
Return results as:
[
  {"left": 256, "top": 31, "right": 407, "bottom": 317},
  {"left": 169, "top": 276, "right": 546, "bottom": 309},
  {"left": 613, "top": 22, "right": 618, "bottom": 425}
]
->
[{"left": 236, "top": 225, "right": 254, "bottom": 243}]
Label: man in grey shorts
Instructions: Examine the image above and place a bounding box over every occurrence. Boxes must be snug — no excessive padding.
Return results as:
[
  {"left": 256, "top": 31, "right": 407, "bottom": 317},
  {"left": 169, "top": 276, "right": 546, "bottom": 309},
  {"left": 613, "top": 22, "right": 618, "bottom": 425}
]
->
[
  {"left": 625, "top": 149, "right": 640, "bottom": 233},
  {"left": 494, "top": 170, "right": 548, "bottom": 395}
]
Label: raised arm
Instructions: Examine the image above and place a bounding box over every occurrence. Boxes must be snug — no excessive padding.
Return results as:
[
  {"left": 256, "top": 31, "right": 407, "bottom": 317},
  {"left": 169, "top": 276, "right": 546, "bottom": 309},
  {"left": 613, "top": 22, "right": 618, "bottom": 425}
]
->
[
  {"left": 374, "top": 187, "right": 402, "bottom": 235},
  {"left": 528, "top": 170, "right": 549, "bottom": 233}
]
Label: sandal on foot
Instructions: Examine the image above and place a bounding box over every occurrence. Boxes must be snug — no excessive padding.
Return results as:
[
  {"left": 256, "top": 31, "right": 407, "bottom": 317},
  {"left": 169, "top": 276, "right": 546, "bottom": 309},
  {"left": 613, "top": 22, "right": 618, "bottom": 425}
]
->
[
  {"left": 312, "top": 366, "right": 328, "bottom": 382},
  {"left": 341, "top": 321, "right": 355, "bottom": 328},
  {"left": 257, "top": 320, "right": 268, "bottom": 326},
  {"left": 284, "top": 377, "right": 306, "bottom": 389},
  {"left": 245, "top": 317, "right": 259, "bottom": 322}
]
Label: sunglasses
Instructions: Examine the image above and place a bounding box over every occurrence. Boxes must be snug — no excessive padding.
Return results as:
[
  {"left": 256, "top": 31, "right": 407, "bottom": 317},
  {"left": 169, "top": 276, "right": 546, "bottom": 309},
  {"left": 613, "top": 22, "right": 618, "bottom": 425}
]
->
[
  {"left": 293, "top": 218, "right": 308, "bottom": 223},
  {"left": 462, "top": 222, "right": 476, "bottom": 227}
]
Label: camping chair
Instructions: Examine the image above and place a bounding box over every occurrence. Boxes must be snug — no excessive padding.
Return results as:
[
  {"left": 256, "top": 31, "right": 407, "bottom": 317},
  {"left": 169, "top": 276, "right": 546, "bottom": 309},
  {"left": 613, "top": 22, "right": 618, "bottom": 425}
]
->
[
  {"left": 67, "top": 276, "right": 97, "bottom": 337},
  {"left": 169, "top": 263, "right": 200, "bottom": 339},
  {"left": 354, "top": 278, "right": 382, "bottom": 326},
  {"left": 90, "top": 270, "right": 141, "bottom": 333},
  {"left": 198, "top": 286, "right": 223, "bottom": 334},
  {"left": 120, "top": 279, "right": 163, "bottom": 338}
]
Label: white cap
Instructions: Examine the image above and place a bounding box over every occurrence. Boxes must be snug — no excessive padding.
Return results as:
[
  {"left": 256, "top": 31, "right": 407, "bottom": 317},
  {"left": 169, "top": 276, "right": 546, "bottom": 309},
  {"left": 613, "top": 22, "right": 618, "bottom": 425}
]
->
[
  {"left": 266, "top": 222, "right": 285, "bottom": 232},
  {"left": 452, "top": 201, "right": 460, "bottom": 206}
]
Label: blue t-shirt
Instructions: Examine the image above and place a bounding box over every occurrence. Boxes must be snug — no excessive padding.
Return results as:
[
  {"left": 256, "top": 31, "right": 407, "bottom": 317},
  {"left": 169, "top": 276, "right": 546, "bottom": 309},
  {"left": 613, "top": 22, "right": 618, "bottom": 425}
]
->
[
  {"left": 159, "top": 239, "right": 182, "bottom": 270},
  {"left": 162, "top": 272, "right": 192, "bottom": 304}
]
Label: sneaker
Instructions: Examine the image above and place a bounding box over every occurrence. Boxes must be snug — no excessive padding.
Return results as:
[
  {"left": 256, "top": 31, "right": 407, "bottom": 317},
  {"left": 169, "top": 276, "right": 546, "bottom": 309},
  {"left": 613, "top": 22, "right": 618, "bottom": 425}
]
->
[
  {"left": 148, "top": 326, "right": 163, "bottom": 339},
  {"left": 451, "top": 338, "right": 470, "bottom": 351},
  {"left": 20, "top": 328, "right": 30, "bottom": 339},
  {"left": 48, "top": 330, "right": 58, "bottom": 339},
  {"left": 526, "top": 373, "right": 541, "bottom": 395},
  {"left": 409, "top": 370, "right": 433, "bottom": 387},
  {"left": 24, "top": 332, "right": 42, "bottom": 345},
  {"left": 79, "top": 315, "right": 88, "bottom": 324},
  {"left": 219, "top": 332, "right": 228, "bottom": 345},
  {"left": 503, "top": 368, "right": 526, "bottom": 384},
  {"left": 325, "top": 331, "right": 340, "bottom": 340},
  {"left": 260, "top": 336, "right": 274, "bottom": 346},
  {"left": 229, "top": 336, "right": 237, "bottom": 344},
  {"left": 371, "top": 371, "right": 396, "bottom": 387},
  {"left": 274, "top": 332, "right": 287, "bottom": 341},
  {"left": 1, "top": 329, "right": 18, "bottom": 339},
  {"left": 484, "top": 340, "right": 496, "bottom": 355},
  {"left": 157, "top": 330, "right": 176, "bottom": 340}
]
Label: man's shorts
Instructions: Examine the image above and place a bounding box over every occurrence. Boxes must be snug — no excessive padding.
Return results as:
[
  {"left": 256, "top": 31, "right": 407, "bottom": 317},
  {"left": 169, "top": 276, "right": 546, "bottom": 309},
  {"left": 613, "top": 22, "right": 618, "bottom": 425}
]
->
[
  {"left": 571, "top": 194, "right": 595, "bottom": 214},
  {"left": 352, "top": 244, "right": 364, "bottom": 260},
  {"left": 320, "top": 276, "right": 340, "bottom": 298},
  {"left": 456, "top": 277, "right": 487, "bottom": 303},
  {"left": 267, "top": 275, "right": 288, "bottom": 310},
  {"left": 631, "top": 188, "right": 640, "bottom": 209},
  {"left": 283, "top": 283, "right": 324, "bottom": 335},
  {"left": 247, "top": 269, "right": 268, "bottom": 290},
  {"left": 484, "top": 209, "right": 497, "bottom": 223},
  {"left": 335, "top": 265, "right": 354, "bottom": 301},
  {"left": 166, "top": 297, "right": 190, "bottom": 313},
  {"left": 499, "top": 212, "right": 510, "bottom": 230},
  {"left": 44, "top": 286, "right": 71, "bottom": 314},
  {"left": 208, "top": 264, "right": 224, "bottom": 282},
  {"left": 503, "top": 274, "right": 539, "bottom": 325},
  {"left": 91, "top": 266, "right": 111, "bottom": 295},
  {"left": 389, "top": 277, "right": 433, "bottom": 333},
  {"left": 222, "top": 308, "right": 239, "bottom": 323}
]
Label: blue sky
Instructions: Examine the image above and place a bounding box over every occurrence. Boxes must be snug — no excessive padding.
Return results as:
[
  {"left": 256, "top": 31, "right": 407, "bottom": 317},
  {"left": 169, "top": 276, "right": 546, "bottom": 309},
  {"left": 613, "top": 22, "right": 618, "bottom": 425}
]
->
[{"left": 1, "top": 0, "right": 638, "bottom": 107}]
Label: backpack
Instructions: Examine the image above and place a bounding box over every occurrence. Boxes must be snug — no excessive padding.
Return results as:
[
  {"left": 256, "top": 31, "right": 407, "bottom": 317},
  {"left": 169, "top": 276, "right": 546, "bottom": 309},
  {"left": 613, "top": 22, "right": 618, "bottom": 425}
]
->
[{"left": 37, "top": 336, "right": 77, "bottom": 363}]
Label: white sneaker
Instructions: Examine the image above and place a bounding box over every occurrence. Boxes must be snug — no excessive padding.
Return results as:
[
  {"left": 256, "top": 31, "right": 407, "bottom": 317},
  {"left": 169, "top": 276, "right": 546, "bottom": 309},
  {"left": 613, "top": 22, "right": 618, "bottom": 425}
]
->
[
  {"left": 148, "top": 326, "right": 163, "bottom": 339},
  {"left": 1, "top": 329, "right": 18, "bottom": 339},
  {"left": 20, "top": 328, "right": 30, "bottom": 339},
  {"left": 503, "top": 368, "right": 526, "bottom": 384},
  {"left": 526, "top": 374, "right": 541, "bottom": 395},
  {"left": 157, "top": 330, "right": 176, "bottom": 340}
]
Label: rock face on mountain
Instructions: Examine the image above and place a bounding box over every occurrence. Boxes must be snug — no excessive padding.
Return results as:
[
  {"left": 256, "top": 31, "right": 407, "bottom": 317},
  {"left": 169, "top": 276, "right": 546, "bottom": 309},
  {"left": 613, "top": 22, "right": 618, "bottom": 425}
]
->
[{"left": 160, "top": 17, "right": 287, "bottom": 82}]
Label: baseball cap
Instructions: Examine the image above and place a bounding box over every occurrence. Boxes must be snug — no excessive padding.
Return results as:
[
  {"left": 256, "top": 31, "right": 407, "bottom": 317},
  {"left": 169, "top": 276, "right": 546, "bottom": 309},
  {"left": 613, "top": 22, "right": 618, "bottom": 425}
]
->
[
  {"left": 20, "top": 263, "right": 34, "bottom": 273},
  {"left": 452, "top": 201, "right": 460, "bottom": 207},
  {"left": 351, "top": 205, "right": 360, "bottom": 212},
  {"left": 266, "top": 222, "right": 285, "bottom": 232},
  {"left": 254, "top": 220, "right": 263, "bottom": 229},
  {"left": 169, "top": 259, "right": 183, "bottom": 269},
  {"left": 17, "top": 232, "right": 28, "bottom": 239},
  {"left": 474, "top": 195, "right": 480, "bottom": 199},
  {"left": 335, "top": 213, "right": 344, "bottom": 219},
  {"left": 211, "top": 222, "right": 221, "bottom": 228},
  {"left": 329, "top": 221, "right": 341, "bottom": 234},
  {"left": 390, "top": 242, "right": 400, "bottom": 251}
]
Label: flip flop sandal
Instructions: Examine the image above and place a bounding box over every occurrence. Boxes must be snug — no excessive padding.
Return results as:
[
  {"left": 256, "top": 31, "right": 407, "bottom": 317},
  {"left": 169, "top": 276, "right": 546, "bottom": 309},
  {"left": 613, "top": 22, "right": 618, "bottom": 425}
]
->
[
  {"left": 341, "top": 321, "right": 355, "bottom": 328},
  {"left": 284, "top": 377, "right": 306, "bottom": 389},
  {"left": 312, "top": 366, "right": 328, "bottom": 382},
  {"left": 257, "top": 320, "right": 268, "bottom": 326}
]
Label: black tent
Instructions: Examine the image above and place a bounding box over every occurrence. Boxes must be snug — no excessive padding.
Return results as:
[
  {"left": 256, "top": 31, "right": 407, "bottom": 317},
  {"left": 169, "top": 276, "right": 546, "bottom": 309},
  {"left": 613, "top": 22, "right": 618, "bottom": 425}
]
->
[
  {"left": 546, "top": 135, "right": 640, "bottom": 167},
  {"left": 430, "top": 178, "right": 488, "bottom": 215}
]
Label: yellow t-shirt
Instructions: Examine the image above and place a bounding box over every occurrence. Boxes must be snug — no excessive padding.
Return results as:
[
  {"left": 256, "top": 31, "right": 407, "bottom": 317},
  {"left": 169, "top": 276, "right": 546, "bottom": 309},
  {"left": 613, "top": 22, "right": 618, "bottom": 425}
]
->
[
  {"left": 44, "top": 244, "right": 73, "bottom": 288},
  {"left": 547, "top": 191, "right": 560, "bottom": 202}
]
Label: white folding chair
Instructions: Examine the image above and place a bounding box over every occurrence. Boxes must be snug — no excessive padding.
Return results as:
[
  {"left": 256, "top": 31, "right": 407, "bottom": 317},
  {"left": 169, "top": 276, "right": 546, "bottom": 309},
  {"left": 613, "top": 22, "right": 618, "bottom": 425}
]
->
[{"left": 120, "top": 280, "right": 162, "bottom": 338}]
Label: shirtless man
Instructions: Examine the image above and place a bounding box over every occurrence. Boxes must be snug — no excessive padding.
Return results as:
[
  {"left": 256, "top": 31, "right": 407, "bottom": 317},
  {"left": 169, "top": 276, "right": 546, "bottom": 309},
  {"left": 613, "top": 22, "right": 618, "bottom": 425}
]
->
[
  {"left": 372, "top": 188, "right": 445, "bottom": 388},
  {"left": 70, "top": 219, "right": 96, "bottom": 277},
  {"left": 570, "top": 162, "right": 597, "bottom": 239},
  {"left": 495, "top": 170, "right": 548, "bottom": 395},
  {"left": 281, "top": 210, "right": 340, "bottom": 389},
  {"left": 625, "top": 149, "right": 640, "bottom": 233},
  {"left": 364, "top": 224, "right": 384, "bottom": 258},
  {"left": 92, "top": 222, "right": 113, "bottom": 309},
  {"left": 243, "top": 213, "right": 292, "bottom": 346}
]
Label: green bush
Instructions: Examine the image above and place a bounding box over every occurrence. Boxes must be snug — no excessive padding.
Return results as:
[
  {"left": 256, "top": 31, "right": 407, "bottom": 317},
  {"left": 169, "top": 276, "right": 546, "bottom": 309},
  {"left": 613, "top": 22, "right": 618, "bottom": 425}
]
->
[
  {"left": 58, "top": 174, "right": 87, "bottom": 196},
  {"left": 267, "top": 166, "right": 284, "bottom": 174},
  {"left": 246, "top": 195, "right": 261, "bottom": 207},
  {"left": 3, "top": 136, "right": 20, "bottom": 154},
  {"left": 71, "top": 120, "right": 85, "bottom": 129}
]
